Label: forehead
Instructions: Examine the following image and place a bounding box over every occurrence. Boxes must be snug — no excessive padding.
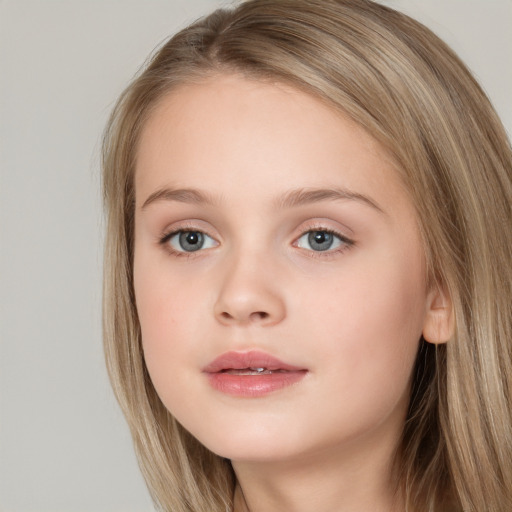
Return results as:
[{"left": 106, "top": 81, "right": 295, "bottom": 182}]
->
[{"left": 135, "top": 74, "right": 409, "bottom": 212}]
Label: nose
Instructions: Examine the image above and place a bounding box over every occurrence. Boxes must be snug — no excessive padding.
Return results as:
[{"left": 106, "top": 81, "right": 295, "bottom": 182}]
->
[{"left": 213, "top": 254, "right": 286, "bottom": 327}]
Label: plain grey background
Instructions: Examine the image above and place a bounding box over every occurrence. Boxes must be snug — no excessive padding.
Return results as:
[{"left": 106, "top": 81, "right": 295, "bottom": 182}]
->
[{"left": 0, "top": 1, "right": 510, "bottom": 510}]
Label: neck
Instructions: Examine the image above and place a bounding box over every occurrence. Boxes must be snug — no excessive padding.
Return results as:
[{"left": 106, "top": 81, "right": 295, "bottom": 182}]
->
[{"left": 232, "top": 431, "right": 404, "bottom": 512}]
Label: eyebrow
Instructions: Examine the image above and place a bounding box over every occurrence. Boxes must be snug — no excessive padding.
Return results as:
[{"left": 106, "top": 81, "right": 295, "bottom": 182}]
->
[
  {"left": 141, "top": 187, "right": 219, "bottom": 210},
  {"left": 275, "top": 187, "right": 385, "bottom": 214},
  {"left": 140, "top": 186, "right": 385, "bottom": 214}
]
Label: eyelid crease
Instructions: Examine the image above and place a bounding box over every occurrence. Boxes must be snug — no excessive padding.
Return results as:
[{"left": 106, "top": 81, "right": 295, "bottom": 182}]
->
[
  {"left": 157, "top": 221, "right": 356, "bottom": 260},
  {"left": 158, "top": 222, "right": 353, "bottom": 244},
  {"left": 158, "top": 225, "right": 213, "bottom": 245},
  {"left": 158, "top": 227, "right": 219, "bottom": 258},
  {"left": 294, "top": 226, "right": 354, "bottom": 246}
]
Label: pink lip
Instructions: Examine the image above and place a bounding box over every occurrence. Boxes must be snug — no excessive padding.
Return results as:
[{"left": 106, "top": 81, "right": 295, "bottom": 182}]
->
[{"left": 203, "top": 350, "right": 307, "bottom": 397}]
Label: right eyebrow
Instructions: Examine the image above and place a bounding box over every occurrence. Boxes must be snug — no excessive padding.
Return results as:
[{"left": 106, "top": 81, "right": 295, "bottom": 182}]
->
[{"left": 140, "top": 187, "right": 220, "bottom": 211}]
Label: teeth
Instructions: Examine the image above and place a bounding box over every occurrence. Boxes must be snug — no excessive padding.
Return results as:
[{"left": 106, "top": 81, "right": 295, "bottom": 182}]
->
[{"left": 222, "top": 367, "right": 278, "bottom": 375}]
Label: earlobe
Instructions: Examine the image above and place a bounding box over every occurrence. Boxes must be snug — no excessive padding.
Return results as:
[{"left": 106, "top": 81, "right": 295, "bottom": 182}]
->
[{"left": 422, "top": 284, "right": 454, "bottom": 344}]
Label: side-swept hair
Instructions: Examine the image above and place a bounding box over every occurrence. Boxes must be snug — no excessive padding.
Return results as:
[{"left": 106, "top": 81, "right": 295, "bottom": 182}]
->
[{"left": 102, "top": 1, "right": 512, "bottom": 510}]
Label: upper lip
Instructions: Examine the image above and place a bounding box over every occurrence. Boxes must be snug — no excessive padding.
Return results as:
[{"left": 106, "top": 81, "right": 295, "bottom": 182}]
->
[{"left": 202, "top": 350, "right": 305, "bottom": 373}]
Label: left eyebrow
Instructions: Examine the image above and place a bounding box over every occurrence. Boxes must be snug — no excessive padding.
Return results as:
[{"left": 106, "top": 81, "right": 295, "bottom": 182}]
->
[{"left": 275, "top": 187, "right": 386, "bottom": 215}]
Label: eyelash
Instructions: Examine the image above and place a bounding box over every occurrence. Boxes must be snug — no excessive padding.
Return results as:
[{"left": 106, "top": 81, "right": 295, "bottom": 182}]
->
[
  {"left": 158, "top": 224, "right": 213, "bottom": 259},
  {"left": 294, "top": 225, "right": 355, "bottom": 258},
  {"left": 158, "top": 225, "right": 355, "bottom": 258}
]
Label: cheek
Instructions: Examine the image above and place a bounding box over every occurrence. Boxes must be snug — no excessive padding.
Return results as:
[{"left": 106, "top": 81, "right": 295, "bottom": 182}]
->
[
  {"left": 133, "top": 250, "right": 200, "bottom": 378},
  {"left": 301, "top": 253, "right": 426, "bottom": 402}
]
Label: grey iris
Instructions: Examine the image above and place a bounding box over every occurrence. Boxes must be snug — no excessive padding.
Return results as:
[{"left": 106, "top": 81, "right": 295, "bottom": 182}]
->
[
  {"left": 179, "top": 231, "right": 204, "bottom": 252},
  {"left": 308, "top": 231, "right": 334, "bottom": 251}
]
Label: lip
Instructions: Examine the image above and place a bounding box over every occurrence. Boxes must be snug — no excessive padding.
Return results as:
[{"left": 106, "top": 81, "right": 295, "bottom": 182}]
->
[{"left": 203, "top": 350, "right": 308, "bottom": 397}]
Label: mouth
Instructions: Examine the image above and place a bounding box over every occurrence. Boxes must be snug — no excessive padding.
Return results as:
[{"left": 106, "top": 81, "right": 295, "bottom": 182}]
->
[
  {"left": 203, "top": 350, "right": 308, "bottom": 397},
  {"left": 221, "top": 367, "right": 287, "bottom": 375}
]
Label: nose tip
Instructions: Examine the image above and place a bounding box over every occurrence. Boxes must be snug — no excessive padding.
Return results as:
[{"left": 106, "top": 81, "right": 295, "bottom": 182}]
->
[
  {"left": 213, "top": 272, "right": 286, "bottom": 327},
  {"left": 215, "top": 299, "right": 284, "bottom": 326}
]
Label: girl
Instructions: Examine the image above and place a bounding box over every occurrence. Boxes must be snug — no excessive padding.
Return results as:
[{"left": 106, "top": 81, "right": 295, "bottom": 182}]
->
[{"left": 101, "top": 1, "right": 512, "bottom": 510}]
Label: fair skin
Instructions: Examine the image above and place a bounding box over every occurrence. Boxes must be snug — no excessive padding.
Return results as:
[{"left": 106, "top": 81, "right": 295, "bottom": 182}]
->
[{"left": 133, "top": 74, "right": 451, "bottom": 512}]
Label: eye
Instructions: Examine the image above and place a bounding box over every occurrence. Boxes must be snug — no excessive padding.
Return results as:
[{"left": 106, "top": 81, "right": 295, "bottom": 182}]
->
[
  {"left": 166, "top": 230, "right": 217, "bottom": 253},
  {"left": 296, "top": 230, "right": 350, "bottom": 252}
]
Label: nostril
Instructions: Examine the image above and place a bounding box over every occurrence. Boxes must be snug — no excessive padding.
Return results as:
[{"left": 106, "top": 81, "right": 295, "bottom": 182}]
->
[
  {"left": 250, "top": 311, "right": 269, "bottom": 321},
  {"left": 218, "top": 310, "right": 271, "bottom": 323},
  {"left": 218, "top": 310, "right": 269, "bottom": 323}
]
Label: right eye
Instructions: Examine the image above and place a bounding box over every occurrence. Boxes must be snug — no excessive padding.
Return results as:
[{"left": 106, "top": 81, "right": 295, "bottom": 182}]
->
[{"left": 166, "top": 230, "right": 217, "bottom": 253}]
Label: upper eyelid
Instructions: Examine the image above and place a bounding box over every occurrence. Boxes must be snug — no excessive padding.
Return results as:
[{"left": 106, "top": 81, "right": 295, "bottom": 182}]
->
[
  {"left": 162, "top": 228, "right": 213, "bottom": 242},
  {"left": 293, "top": 220, "right": 354, "bottom": 241},
  {"left": 297, "top": 217, "right": 354, "bottom": 235},
  {"left": 293, "top": 229, "right": 354, "bottom": 249},
  {"left": 158, "top": 221, "right": 217, "bottom": 243},
  {"left": 296, "top": 228, "right": 349, "bottom": 240},
  {"left": 157, "top": 220, "right": 354, "bottom": 244}
]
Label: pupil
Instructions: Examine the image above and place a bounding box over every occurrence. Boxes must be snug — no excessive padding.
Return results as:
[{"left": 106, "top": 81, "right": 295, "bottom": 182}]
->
[
  {"left": 179, "top": 231, "right": 204, "bottom": 252},
  {"left": 309, "top": 231, "right": 333, "bottom": 251},
  {"left": 186, "top": 232, "right": 199, "bottom": 244}
]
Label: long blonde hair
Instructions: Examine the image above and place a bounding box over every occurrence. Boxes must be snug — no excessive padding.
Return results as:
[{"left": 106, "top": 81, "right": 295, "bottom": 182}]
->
[{"left": 102, "top": 1, "right": 512, "bottom": 510}]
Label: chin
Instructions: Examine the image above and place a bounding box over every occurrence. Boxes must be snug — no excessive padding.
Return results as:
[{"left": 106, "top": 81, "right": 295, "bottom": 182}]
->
[
  {"left": 189, "top": 419, "right": 305, "bottom": 463},
  {"left": 209, "top": 442, "right": 301, "bottom": 464}
]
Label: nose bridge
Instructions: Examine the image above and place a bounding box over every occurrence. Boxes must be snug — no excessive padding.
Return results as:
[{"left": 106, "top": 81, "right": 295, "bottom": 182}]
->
[{"left": 213, "top": 243, "right": 286, "bottom": 326}]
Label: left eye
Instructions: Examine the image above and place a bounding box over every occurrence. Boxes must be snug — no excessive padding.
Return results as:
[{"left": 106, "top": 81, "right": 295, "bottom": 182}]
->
[
  {"left": 296, "top": 230, "right": 347, "bottom": 252},
  {"left": 168, "top": 230, "right": 217, "bottom": 252}
]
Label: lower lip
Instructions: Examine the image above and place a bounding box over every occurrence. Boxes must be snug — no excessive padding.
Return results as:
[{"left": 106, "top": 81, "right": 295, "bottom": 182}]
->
[{"left": 205, "top": 371, "right": 307, "bottom": 397}]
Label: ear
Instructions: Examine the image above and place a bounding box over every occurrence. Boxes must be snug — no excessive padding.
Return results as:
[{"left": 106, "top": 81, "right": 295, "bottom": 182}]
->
[{"left": 422, "top": 284, "right": 454, "bottom": 344}]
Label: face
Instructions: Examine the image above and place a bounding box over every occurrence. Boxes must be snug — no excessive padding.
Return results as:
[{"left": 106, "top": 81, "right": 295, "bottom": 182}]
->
[{"left": 133, "top": 74, "right": 434, "bottom": 465}]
